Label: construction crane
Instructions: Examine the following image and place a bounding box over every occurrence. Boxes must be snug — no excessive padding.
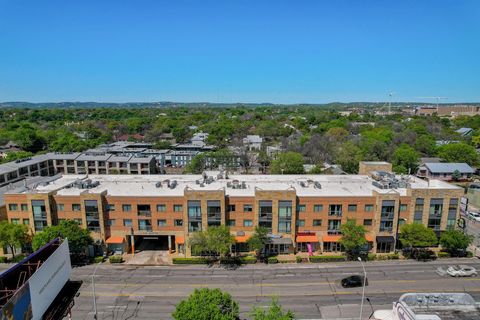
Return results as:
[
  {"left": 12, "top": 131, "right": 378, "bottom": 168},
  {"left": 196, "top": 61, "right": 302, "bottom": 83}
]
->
[{"left": 416, "top": 96, "right": 448, "bottom": 108}]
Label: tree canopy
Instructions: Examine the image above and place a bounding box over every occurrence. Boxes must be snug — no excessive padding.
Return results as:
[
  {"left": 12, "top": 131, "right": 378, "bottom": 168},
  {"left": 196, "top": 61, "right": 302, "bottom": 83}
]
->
[
  {"left": 251, "top": 298, "right": 295, "bottom": 320},
  {"left": 270, "top": 152, "right": 305, "bottom": 174},
  {"left": 399, "top": 223, "right": 438, "bottom": 248},
  {"left": 188, "top": 225, "right": 235, "bottom": 258},
  {"left": 439, "top": 229, "right": 473, "bottom": 254},
  {"left": 32, "top": 220, "right": 93, "bottom": 252},
  {"left": 172, "top": 288, "right": 239, "bottom": 320},
  {"left": 339, "top": 220, "right": 367, "bottom": 258},
  {"left": 247, "top": 226, "right": 270, "bottom": 256},
  {"left": 0, "top": 222, "right": 29, "bottom": 259},
  {"left": 437, "top": 143, "right": 479, "bottom": 166}
]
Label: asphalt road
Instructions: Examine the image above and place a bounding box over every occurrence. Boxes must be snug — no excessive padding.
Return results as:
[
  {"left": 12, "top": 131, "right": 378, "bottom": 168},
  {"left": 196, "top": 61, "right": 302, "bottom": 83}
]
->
[{"left": 68, "top": 258, "right": 480, "bottom": 320}]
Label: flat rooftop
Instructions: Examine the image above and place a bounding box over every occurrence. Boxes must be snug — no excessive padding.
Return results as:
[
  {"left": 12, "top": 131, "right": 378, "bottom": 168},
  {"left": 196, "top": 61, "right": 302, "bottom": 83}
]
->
[{"left": 6, "top": 172, "right": 461, "bottom": 198}]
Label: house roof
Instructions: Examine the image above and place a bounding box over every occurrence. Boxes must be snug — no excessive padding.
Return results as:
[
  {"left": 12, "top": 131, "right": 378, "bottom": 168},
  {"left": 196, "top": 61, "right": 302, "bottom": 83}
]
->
[{"left": 424, "top": 162, "right": 475, "bottom": 174}]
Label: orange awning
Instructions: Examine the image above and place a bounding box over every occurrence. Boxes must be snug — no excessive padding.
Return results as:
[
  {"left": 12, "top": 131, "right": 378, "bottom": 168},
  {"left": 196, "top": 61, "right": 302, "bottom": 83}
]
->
[
  {"left": 296, "top": 235, "right": 319, "bottom": 243},
  {"left": 322, "top": 235, "right": 342, "bottom": 242},
  {"left": 235, "top": 235, "right": 250, "bottom": 243},
  {"left": 106, "top": 236, "right": 125, "bottom": 244},
  {"left": 366, "top": 234, "right": 374, "bottom": 242},
  {"left": 175, "top": 236, "right": 185, "bottom": 244}
]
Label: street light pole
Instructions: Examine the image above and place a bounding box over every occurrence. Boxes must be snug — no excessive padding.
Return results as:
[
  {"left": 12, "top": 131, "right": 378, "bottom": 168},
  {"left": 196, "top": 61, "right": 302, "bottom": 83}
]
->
[
  {"left": 92, "top": 261, "right": 101, "bottom": 320},
  {"left": 358, "top": 257, "right": 367, "bottom": 320}
]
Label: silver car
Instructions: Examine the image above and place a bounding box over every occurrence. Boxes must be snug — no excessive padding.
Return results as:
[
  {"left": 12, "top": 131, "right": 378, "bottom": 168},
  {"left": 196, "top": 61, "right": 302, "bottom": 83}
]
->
[{"left": 446, "top": 265, "right": 478, "bottom": 277}]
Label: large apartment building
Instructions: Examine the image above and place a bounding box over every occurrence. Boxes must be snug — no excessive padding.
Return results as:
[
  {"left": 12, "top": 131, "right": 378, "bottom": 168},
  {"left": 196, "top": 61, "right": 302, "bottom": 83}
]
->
[{"left": 3, "top": 171, "right": 463, "bottom": 257}]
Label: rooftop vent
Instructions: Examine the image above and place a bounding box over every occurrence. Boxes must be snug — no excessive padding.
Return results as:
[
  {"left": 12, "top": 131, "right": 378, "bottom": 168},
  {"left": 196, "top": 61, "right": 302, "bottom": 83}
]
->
[
  {"left": 169, "top": 180, "right": 177, "bottom": 189},
  {"left": 314, "top": 181, "right": 322, "bottom": 189},
  {"left": 155, "top": 181, "right": 162, "bottom": 188}
]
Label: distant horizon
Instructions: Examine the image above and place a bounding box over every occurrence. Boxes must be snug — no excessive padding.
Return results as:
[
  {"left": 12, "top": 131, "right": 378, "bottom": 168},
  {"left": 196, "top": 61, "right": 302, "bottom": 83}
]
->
[{"left": 1, "top": 100, "right": 479, "bottom": 106}]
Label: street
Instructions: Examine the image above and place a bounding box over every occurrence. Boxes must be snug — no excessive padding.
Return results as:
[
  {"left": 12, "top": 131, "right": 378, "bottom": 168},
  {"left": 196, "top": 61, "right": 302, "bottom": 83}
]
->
[{"left": 69, "top": 259, "right": 480, "bottom": 320}]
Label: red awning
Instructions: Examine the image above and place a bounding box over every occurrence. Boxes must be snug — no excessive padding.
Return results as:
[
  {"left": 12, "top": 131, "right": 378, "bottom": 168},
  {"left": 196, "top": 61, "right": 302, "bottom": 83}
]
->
[
  {"left": 106, "top": 236, "right": 125, "bottom": 244},
  {"left": 235, "top": 235, "right": 250, "bottom": 243},
  {"left": 175, "top": 236, "right": 185, "bottom": 244},
  {"left": 366, "top": 234, "right": 374, "bottom": 242},
  {"left": 296, "top": 235, "right": 319, "bottom": 243},
  {"left": 322, "top": 235, "right": 342, "bottom": 242}
]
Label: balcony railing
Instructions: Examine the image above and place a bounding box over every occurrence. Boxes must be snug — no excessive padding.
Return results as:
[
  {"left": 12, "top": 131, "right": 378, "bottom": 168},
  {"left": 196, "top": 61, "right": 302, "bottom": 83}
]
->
[
  {"left": 327, "top": 229, "right": 342, "bottom": 235},
  {"left": 137, "top": 211, "right": 152, "bottom": 217},
  {"left": 88, "top": 226, "right": 101, "bottom": 232},
  {"left": 139, "top": 226, "right": 153, "bottom": 231}
]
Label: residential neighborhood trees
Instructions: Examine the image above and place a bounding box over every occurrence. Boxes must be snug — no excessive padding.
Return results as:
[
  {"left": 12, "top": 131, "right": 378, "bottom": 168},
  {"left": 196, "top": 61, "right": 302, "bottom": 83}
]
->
[{"left": 270, "top": 152, "right": 305, "bottom": 174}]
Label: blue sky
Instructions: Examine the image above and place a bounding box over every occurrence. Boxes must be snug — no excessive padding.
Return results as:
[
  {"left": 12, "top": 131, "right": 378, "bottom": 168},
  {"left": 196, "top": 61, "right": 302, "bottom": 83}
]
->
[{"left": 0, "top": 1, "right": 479, "bottom": 103}]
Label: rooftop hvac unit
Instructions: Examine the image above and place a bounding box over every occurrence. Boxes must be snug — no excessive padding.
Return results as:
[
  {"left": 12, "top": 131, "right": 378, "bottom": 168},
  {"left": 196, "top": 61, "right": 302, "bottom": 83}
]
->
[
  {"left": 241, "top": 181, "right": 246, "bottom": 189},
  {"left": 314, "top": 181, "right": 321, "bottom": 189},
  {"left": 155, "top": 182, "right": 162, "bottom": 188},
  {"left": 163, "top": 179, "right": 170, "bottom": 188},
  {"left": 195, "top": 179, "right": 201, "bottom": 185},
  {"left": 169, "top": 180, "right": 177, "bottom": 189},
  {"left": 299, "top": 181, "right": 307, "bottom": 188}
]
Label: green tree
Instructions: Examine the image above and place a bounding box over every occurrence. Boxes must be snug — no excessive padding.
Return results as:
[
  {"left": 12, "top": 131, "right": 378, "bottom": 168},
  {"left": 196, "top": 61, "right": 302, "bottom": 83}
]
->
[
  {"left": 32, "top": 220, "right": 93, "bottom": 253},
  {"left": 339, "top": 220, "right": 367, "bottom": 259},
  {"left": 440, "top": 230, "right": 473, "bottom": 254},
  {"left": 399, "top": 223, "right": 437, "bottom": 248},
  {"left": 172, "top": 288, "right": 239, "bottom": 320},
  {"left": 437, "top": 143, "right": 479, "bottom": 166},
  {"left": 1, "top": 151, "right": 34, "bottom": 163},
  {"left": 270, "top": 152, "right": 304, "bottom": 174},
  {"left": 336, "top": 141, "right": 362, "bottom": 173},
  {"left": 452, "top": 169, "right": 462, "bottom": 181},
  {"left": 392, "top": 144, "right": 419, "bottom": 174},
  {"left": 189, "top": 225, "right": 234, "bottom": 258},
  {"left": 247, "top": 226, "right": 270, "bottom": 258},
  {"left": 153, "top": 140, "right": 172, "bottom": 149},
  {"left": 251, "top": 297, "right": 295, "bottom": 320},
  {"left": 185, "top": 153, "right": 206, "bottom": 174},
  {"left": 0, "top": 222, "right": 29, "bottom": 259}
]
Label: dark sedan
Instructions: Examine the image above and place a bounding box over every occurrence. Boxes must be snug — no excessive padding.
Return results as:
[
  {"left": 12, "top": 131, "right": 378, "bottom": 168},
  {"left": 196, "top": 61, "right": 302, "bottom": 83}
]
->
[{"left": 341, "top": 275, "right": 368, "bottom": 288}]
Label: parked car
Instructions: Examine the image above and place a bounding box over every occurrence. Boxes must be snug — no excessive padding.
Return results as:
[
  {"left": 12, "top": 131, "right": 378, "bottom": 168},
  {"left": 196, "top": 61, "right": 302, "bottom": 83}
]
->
[
  {"left": 446, "top": 265, "right": 478, "bottom": 277},
  {"left": 341, "top": 275, "right": 368, "bottom": 288},
  {"left": 467, "top": 211, "right": 480, "bottom": 222}
]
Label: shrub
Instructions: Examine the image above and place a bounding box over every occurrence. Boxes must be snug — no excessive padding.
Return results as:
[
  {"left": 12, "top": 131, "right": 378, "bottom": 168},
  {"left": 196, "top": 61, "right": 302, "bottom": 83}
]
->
[
  {"left": 94, "top": 256, "right": 104, "bottom": 263},
  {"left": 309, "top": 255, "right": 345, "bottom": 263},
  {"left": 267, "top": 256, "right": 278, "bottom": 264},
  {"left": 466, "top": 251, "right": 473, "bottom": 258},
  {"left": 172, "top": 257, "right": 209, "bottom": 264},
  {"left": 240, "top": 256, "right": 257, "bottom": 264},
  {"left": 0, "top": 256, "right": 7, "bottom": 263},
  {"left": 388, "top": 253, "right": 399, "bottom": 260},
  {"left": 367, "top": 253, "right": 376, "bottom": 261},
  {"left": 109, "top": 255, "right": 123, "bottom": 263},
  {"left": 437, "top": 252, "right": 450, "bottom": 258},
  {"left": 296, "top": 256, "right": 302, "bottom": 263},
  {"left": 11, "top": 254, "right": 26, "bottom": 263}
]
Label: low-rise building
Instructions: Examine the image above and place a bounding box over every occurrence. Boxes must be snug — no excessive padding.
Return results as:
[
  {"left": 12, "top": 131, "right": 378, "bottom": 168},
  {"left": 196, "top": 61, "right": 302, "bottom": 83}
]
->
[
  {"left": 3, "top": 171, "right": 463, "bottom": 257},
  {"left": 243, "top": 135, "right": 263, "bottom": 151},
  {"left": 417, "top": 163, "right": 474, "bottom": 181}
]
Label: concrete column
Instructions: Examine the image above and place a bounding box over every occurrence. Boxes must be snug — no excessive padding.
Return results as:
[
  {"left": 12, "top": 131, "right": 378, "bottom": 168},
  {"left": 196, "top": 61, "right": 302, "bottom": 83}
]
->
[{"left": 168, "top": 235, "right": 172, "bottom": 253}]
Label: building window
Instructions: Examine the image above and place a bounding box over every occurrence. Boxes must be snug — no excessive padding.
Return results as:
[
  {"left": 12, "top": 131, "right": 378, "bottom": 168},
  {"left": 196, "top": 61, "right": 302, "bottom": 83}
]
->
[
  {"left": 313, "top": 204, "right": 323, "bottom": 212},
  {"left": 8, "top": 204, "right": 18, "bottom": 211},
  {"left": 107, "top": 204, "right": 115, "bottom": 211},
  {"left": 324, "top": 242, "right": 343, "bottom": 252},
  {"left": 174, "top": 219, "right": 183, "bottom": 227},
  {"left": 21, "top": 203, "right": 28, "bottom": 211},
  {"left": 137, "top": 204, "right": 152, "bottom": 217},
  {"left": 11, "top": 218, "right": 20, "bottom": 224},
  {"left": 363, "top": 219, "right": 373, "bottom": 226},
  {"left": 174, "top": 204, "right": 183, "bottom": 212},
  {"left": 74, "top": 218, "right": 83, "bottom": 225},
  {"left": 72, "top": 204, "right": 81, "bottom": 211},
  {"left": 107, "top": 219, "right": 115, "bottom": 226},
  {"left": 446, "top": 219, "right": 456, "bottom": 230},
  {"left": 227, "top": 219, "right": 236, "bottom": 226},
  {"left": 188, "top": 201, "right": 201, "bottom": 232},
  {"left": 428, "top": 218, "right": 441, "bottom": 230},
  {"left": 328, "top": 204, "right": 342, "bottom": 216},
  {"left": 377, "top": 242, "right": 393, "bottom": 253},
  {"left": 207, "top": 200, "right": 222, "bottom": 227},
  {"left": 298, "top": 204, "right": 306, "bottom": 212},
  {"left": 259, "top": 201, "right": 273, "bottom": 231},
  {"left": 157, "top": 204, "right": 166, "bottom": 212},
  {"left": 244, "top": 204, "right": 253, "bottom": 212},
  {"left": 313, "top": 219, "right": 322, "bottom": 226},
  {"left": 228, "top": 205, "right": 236, "bottom": 212},
  {"left": 57, "top": 204, "right": 64, "bottom": 211},
  {"left": 400, "top": 204, "right": 407, "bottom": 212},
  {"left": 429, "top": 199, "right": 444, "bottom": 216},
  {"left": 328, "top": 220, "right": 341, "bottom": 233},
  {"left": 122, "top": 204, "right": 132, "bottom": 212},
  {"left": 243, "top": 219, "right": 253, "bottom": 227},
  {"left": 123, "top": 219, "right": 132, "bottom": 227},
  {"left": 348, "top": 204, "right": 357, "bottom": 212},
  {"left": 296, "top": 220, "right": 305, "bottom": 227},
  {"left": 365, "top": 204, "right": 374, "bottom": 212},
  {"left": 414, "top": 198, "right": 424, "bottom": 223},
  {"left": 157, "top": 219, "right": 167, "bottom": 227},
  {"left": 23, "top": 219, "right": 29, "bottom": 225}
]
